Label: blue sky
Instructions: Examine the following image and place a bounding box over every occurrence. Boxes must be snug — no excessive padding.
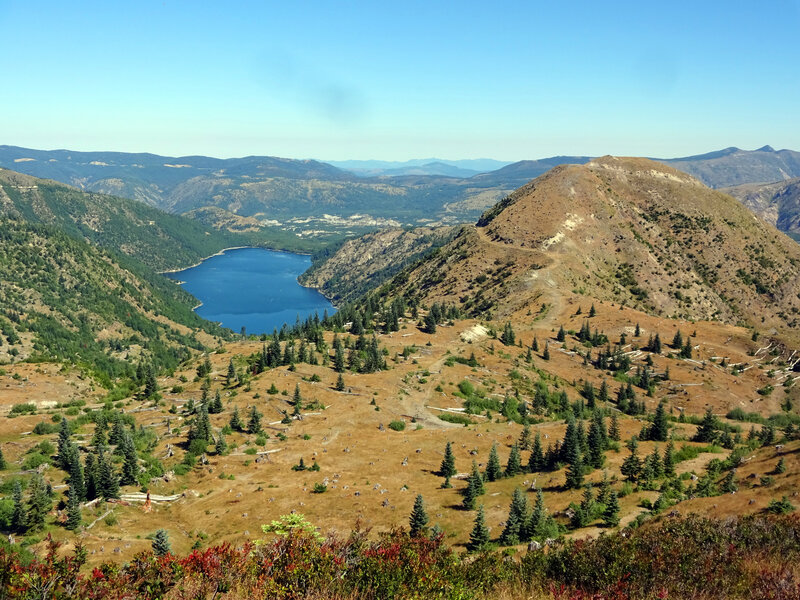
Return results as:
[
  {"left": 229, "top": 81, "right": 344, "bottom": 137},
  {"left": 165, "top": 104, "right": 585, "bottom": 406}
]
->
[{"left": 2, "top": 1, "right": 799, "bottom": 160}]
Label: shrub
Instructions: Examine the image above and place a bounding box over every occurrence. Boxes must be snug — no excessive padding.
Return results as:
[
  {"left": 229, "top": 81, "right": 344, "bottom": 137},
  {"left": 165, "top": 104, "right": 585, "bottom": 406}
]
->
[{"left": 388, "top": 420, "right": 406, "bottom": 432}]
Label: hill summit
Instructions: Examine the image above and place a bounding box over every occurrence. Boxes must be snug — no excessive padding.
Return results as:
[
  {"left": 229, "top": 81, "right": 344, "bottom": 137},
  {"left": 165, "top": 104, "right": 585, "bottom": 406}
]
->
[{"left": 378, "top": 156, "right": 800, "bottom": 338}]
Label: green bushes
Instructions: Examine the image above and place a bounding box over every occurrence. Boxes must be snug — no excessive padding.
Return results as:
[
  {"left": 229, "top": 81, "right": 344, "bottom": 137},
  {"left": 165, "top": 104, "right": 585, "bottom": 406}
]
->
[
  {"left": 438, "top": 413, "right": 475, "bottom": 425},
  {"left": 1, "top": 514, "right": 798, "bottom": 599},
  {"left": 388, "top": 420, "right": 406, "bottom": 432}
]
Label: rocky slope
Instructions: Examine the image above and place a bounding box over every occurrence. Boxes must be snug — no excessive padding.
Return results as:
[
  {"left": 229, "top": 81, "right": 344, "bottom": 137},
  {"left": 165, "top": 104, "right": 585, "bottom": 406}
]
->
[
  {"left": 299, "top": 226, "right": 457, "bottom": 303},
  {"left": 723, "top": 177, "right": 800, "bottom": 238}
]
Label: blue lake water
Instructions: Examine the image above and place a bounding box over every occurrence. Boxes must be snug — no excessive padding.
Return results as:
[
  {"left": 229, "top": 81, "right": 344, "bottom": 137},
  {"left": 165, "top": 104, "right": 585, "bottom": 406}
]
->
[{"left": 166, "top": 247, "right": 335, "bottom": 334}]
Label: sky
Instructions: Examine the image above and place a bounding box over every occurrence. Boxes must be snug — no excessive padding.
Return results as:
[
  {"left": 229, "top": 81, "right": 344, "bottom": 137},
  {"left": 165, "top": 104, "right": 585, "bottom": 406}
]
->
[{"left": 2, "top": 0, "right": 799, "bottom": 161}]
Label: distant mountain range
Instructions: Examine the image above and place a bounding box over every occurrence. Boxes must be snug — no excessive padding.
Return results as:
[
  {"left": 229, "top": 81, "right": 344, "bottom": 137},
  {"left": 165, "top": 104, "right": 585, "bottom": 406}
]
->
[{"left": 2, "top": 144, "right": 799, "bottom": 240}]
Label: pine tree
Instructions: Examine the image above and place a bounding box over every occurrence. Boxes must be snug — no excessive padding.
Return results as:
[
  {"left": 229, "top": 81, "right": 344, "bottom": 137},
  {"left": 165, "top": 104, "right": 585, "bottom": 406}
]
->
[
  {"left": 599, "top": 380, "right": 609, "bottom": 404},
  {"left": 635, "top": 323, "right": 641, "bottom": 337},
  {"left": 247, "top": 406, "right": 262, "bottom": 434},
  {"left": 109, "top": 415, "right": 125, "bottom": 446},
  {"left": 565, "top": 448, "right": 584, "bottom": 489},
  {"left": 499, "top": 487, "right": 529, "bottom": 545},
  {"left": 466, "top": 505, "right": 490, "bottom": 553},
  {"left": 589, "top": 304, "right": 597, "bottom": 317},
  {"left": 672, "top": 330, "right": 683, "bottom": 350},
  {"left": 582, "top": 381, "right": 596, "bottom": 409},
  {"left": 440, "top": 442, "right": 457, "bottom": 478},
  {"left": 532, "top": 337, "right": 539, "bottom": 352},
  {"left": 588, "top": 413, "right": 607, "bottom": 469},
  {"left": 333, "top": 337, "right": 345, "bottom": 373},
  {"left": 505, "top": 444, "right": 522, "bottom": 477},
  {"left": 408, "top": 494, "right": 429, "bottom": 537},
  {"left": 120, "top": 431, "right": 139, "bottom": 487},
  {"left": 0, "top": 445, "right": 6, "bottom": 470},
  {"left": 485, "top": 444, "right": 503, "bottom": 481},
  {"left": 557, "top": 325, "right": 565, "bottom": 342},
  {"left": 663, "top": 440, "right": 676, "bottom": 477},
  {"left": 230, "top": 407, "right": 244, "bottom": 432},
  {"left": 693, "top": 408, "right": 717, "bottom": 443},
  {"left": 11, "top": 480, "right": 26, "bottom": 532},
  {"left": 649, "top": 401, "right": 669, "bottom": 441},
  {"left": 97, "top": 449, "right": 119, "bottom": 500},
  {"left": 143, "top": 364, "right": 158, "bottom": 398},
  {"left": 215, "top": 432, "right": 227, "bottom": 456},
  {"left": 652, "top": 333, "right": 662, "bottom": 353},
  {"left": 681, "top": 338, "right": 693, "bottom": 359},
  {"left": 65, "top": 443, "right": 85, "bottom": 501},
  {"left": 209, "top": 390, "right": 224, "bottom": 414},
  {"left": 463, "top": 461, "right": 484, "bottom": 510},
  {"left": 293, "top": 384, "right": 302, "bottom": 407},
  {"left": 152, "top": 529, "right": 171, "bottom": 556},
  {"left": 226, "top": 359, "right": 237, "bottom": 387},
  {"left": 526, "top": 488, "right": 546, "bottom": 541},
  {"left": 26, "top": 473, "right": 51, "bottom": 531},
  {"left": 518, "top": 424, "right": 532, "bottom": 450},
  {"left": 528, "top": 431, "right": 545, "bottom": 473},
  {"left": 335, "top": 373, "right": 345, "bottom": 391},
  {"left": 620, "top": 437, "right": 642, "bottom": 483},
  {"left": 65, "top": 484, "right": 82, "bottom": 531},
  {"left": 91, "top": 414, "right": 108, "bottom": 449},
  {"left": 609, "top": 413, "right": 621, "bottom": 442},
  {"left": 542, "top": 343, "right": 550, "bottom": 360},
  {"left": 602, "top": 491, "right": 620, "bottom": 527},
  {"left": 57, "top": 418, "right": 72, "bottom": 469},
  {"left": 597, "top": 471, "right": 612, "bottom": 506},
  {"left": 84, "top": 453, "right": 99, "bottom": 501},
  {"left": 722, "top": 470, "right": 738, "bottom": 493}
]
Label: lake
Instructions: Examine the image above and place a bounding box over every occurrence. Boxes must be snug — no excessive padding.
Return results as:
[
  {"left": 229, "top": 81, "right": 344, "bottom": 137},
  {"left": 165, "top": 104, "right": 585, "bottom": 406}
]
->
[{"left": 165, "top": 247, "right": 335, "bottom": 334}]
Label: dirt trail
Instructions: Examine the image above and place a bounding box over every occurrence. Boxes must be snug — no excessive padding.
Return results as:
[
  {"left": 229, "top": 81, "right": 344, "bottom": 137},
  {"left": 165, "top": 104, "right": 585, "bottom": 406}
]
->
[{"left": 475, "top": 226, "right": 567, "bottom": 327}]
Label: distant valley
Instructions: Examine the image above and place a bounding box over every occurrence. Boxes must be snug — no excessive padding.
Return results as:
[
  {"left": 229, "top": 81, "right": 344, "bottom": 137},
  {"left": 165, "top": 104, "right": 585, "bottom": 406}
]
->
[{"left": 4, "top": 144, "right": 800, "bottom": 244}]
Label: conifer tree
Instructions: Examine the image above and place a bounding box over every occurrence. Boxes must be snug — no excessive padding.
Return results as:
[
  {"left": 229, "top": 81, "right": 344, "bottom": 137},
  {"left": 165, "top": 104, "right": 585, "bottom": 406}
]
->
[
  {"left": 65, "top": 443, "right": 85, "bottom": 501},
  {"left": 0, "top": 446, "right": 5, "bottom": 470},
  {"left": 84, "top": 453, "right": 99, "bottom": 501},
  {"left": 230, "top": 407, "right": 244, "bottom": 432},
  {"left": 589, "top": 303, "right": 597, "bottom": 317},
  {"left": 652, "top": 333, "right": 662, "bottom": 353},
  {"left": 97, "top": 449, "right": 119, "bottom": 500},
  {"left": 65, "top": 484, "right": 82, "bottom": 531},
  {"left": 408, "top": 494, "right": 429, "bottom": 537},
  {"left": 57, "top": 418, "right": 72, "bottom": 469},
  {"left": 247, "top": 406, "right": 262, "bottom": 434},
  {"left": 152, "top": 529, "right": 171, "bottom": 556},
  {"left": 672, "top": 330, "right": 683, "bottom": 350},
  {"left": 582, "top": 381, "right": 596, "bottom": 409},
  {"left": 120, "top": 431, "right": 139, "bottom": 486},
  {"left": 564, "top": 447, "right": 584, "bottom": 489},
  {"left": 109, "top": 414, "right": 125, "bottom": 447},
  {"left": 602, "top": 491, "right": 620, "bottom": 527},
  {"left": 215, "top": 432, "right": 227, "bottom": 456},
  {"left": 526, "top": 488, "right": 546, "bottom": 540},
  {"left": 485, "top": 444, "right": 503, "bottom": 481},
  {"left": 635, "top": 323, "right": 641, "bottom": 337},
  {"left": 500, "top": 487, "right": 529, "bottom": 545},
  {"left": 143, "top": 364, "right": 158, "bottom": 398},
  {"left": 463, "top": 461, "right": 484, "bottom": 510},
  {"left": 439, "top": 441, "right": 457, "bottom": 478},
  {"left": 11, "top": 480, "right": 25, "bottom": 532},
  {"left": 226, "top": 359, "right": 237, "bottom": 387},
  {"left": 335, "top": 373, "right": 345, "bottom": 391},
  {"left": 597, "top": 471, "right": 612, "bottom": 506},
  {"left": 663, "top": 440, "right": 676, "bottom": 477},
  {"left": 26, "top": 473, "right": 50, "bottom": 531},
  {"left": 528, "top": 431, "right": 545, "bottom": 473},
  {"left": 588, "top": 414, "right": 607, "bottom": 469},
  {"left": 722, "top": 470, "right": 738, "bottom": 493},
  {"left": 518, "top": 424, "right": 532, "bottom": 450},
  {"left": 542, "top": 343, "right": 550, "bottom": 360},
  {"left": 599, "top": 380, "right": 609, "bottom": 404},
  {"left": 609, "top": 412, "right": 621, "bottom": 442},
  {"left": 693, "top": 408, "right": 717, "bottom": 443},
  {"left": 532, "top": 337, "right": 539, "bottom": 352},
  {"left": 500, "top": 323, "right": 516, "bottom": 346},
  {"left": 293, "top": 384, "right": 302, "bottom": 407},
  {"left": 466, "top": 505, "right": 490, "bottom": 553},
  {"left": 681, "top": 338, "right": 693, "bottom": 359},
  {"left": 333, "top": 337, "right": 345, "bottom": 373},
  {"left": 557, "top": 325, "right": 566, "bottom": 342},
  {"left": 620, "top": 437, "right": 642, "bottom": 483},
  {"left": 505, "top": 444, "right": 522, "bottom": 477},
  {"left": 649, "top": 401, "right": 669, "bottom": 441},
  {"left": 209, "top": 390, "right": 224, "bottom": 414}
]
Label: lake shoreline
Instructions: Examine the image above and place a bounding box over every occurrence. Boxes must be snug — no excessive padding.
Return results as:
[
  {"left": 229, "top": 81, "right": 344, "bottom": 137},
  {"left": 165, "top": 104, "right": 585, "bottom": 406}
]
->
[{"left": 163, "top": 247, "right": 336, "bottom": 333}]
